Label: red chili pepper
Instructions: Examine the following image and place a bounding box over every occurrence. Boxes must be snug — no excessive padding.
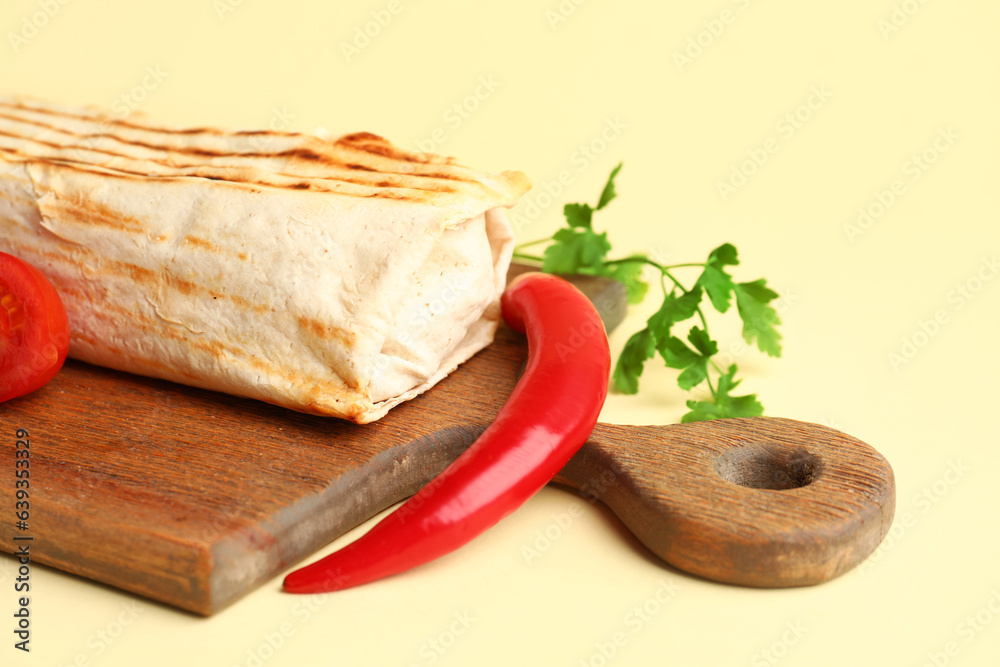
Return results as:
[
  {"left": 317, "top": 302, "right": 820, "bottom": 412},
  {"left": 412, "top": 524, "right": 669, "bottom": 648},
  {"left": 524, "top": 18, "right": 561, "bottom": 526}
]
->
[
  {"left": 283, "top": 272, "right": 611, "bottom": 593},
  {"left": 1, "top": 251, "right": 70, "bottom": 403}
]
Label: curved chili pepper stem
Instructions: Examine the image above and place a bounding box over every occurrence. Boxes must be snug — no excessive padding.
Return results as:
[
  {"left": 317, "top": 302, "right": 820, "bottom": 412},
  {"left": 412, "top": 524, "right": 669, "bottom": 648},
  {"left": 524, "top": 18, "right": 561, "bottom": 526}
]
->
[{"left": 282, "top": 272, "right": 611, "bottom": 594}]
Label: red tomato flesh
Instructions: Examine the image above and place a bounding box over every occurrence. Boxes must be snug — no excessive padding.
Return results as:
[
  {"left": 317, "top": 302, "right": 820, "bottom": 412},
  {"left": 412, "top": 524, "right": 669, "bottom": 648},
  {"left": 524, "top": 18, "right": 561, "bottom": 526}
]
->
[{"left": 0, "top": 252, "right": 70, "bottom": 403}]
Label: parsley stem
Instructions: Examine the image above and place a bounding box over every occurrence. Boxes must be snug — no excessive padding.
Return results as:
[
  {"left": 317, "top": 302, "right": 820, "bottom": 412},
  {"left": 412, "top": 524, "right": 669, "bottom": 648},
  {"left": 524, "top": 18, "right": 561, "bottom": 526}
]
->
[
  {"left": 705, "top": 360, "right": 721, "bottom": 399},
  {"left": 661, "top": 269, "right": 686, "bottom": 293},
  {"left": 661, "top": 271, "right": 712, "bottom": 338},
  {"left": 513, "top": 238, "right": 553, "bottom": 251},
  {"left": 663, "top": 263, "right": 709, "bottom": 270},
  {"left": 695, "top": 308, "right": 711, "bottom": 341},
  {"left": 659, "top": 269, "right": 718, "bottom": 400},
  {"left": 602, "top": 258, "right": 706, "bottom": 272},
  {"left": 512, "top": 251, "right": 546, "bottom": 263}
]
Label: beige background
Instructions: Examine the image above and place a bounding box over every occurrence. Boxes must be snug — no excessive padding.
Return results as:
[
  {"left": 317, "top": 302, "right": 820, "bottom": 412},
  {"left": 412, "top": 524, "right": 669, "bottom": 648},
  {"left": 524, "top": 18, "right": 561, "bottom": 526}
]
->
[{"left": 2, "top": 0, "right": 999, "bottom": 665}]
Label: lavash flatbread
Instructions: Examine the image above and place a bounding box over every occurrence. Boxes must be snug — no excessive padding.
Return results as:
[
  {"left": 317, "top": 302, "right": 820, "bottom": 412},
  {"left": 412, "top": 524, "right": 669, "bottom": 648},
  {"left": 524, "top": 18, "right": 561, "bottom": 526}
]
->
[{"left": 0, "top": 94, "right": 529, "bottom": 423}]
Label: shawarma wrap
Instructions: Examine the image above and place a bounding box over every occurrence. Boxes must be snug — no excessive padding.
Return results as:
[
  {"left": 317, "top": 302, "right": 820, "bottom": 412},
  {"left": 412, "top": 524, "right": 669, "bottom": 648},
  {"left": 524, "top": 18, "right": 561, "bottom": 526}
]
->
[{"left": 0, "top": 94, "right": 529, "bottom": 423}]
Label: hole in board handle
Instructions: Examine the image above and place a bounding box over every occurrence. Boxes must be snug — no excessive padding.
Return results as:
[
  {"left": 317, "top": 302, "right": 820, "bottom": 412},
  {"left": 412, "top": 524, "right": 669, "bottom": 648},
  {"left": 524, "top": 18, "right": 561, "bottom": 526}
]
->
[{"left": 714, "top": 445, "right": 821, "bottom": 491}]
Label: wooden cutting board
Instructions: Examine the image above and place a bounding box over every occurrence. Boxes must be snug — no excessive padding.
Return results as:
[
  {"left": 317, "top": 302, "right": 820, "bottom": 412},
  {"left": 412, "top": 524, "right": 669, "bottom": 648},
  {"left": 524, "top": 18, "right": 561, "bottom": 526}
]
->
[{"left": 0, "top": 267, "right": 895, "bottom": 616}]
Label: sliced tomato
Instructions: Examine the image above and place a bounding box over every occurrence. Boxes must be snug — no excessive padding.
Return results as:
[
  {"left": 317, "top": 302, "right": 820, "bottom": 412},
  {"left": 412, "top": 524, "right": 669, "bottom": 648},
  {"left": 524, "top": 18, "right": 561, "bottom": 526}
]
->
[{"left": 0, "top": 251, "right": 70, "bottom": 403}]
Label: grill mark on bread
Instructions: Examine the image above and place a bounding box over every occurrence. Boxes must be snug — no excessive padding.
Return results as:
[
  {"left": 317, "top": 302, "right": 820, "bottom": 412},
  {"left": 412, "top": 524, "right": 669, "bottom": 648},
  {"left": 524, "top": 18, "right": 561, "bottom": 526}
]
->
[
  {"left": 72, "top": 318, "right": 364, "bottom": 408},
  {"left": 121, "top": 262, "right": 195, "bottom": 295},
  {"left": 1, "top": 107, "right": 478, "bottom": 192},
  {"left": 0, "top": 112, "right": 271, "bottom": 161},
  {"left": 31, "top": 200, "right": 260, "bottom": 268},
  {"left": 71, "top": 332, "right": 202, "bottom": 381},
  {"left": 46, "top": 196, "right": 148, "bottom": 234},
  {"left": 13, "top": 246, "right": 365, "bottom": 411},
  {"left": 0, "top": 115, "right": 322, "bottom": 168},
  {"left": 0, "top": 114, "right": 446, "bottom": 181},
  {"left": 337, "top": 132, "right": 432, "bottom": 164},
  {"left": 32, "top": 194, "right": 285, "bottom": 273},
  {"left": 59, "top": 255, "right": 264, "bottom": 313},
  {"left": 0, "top": 99, "right": 253, "bottom": 139},
  {"left": 297, "top": 316, "right": 357, "bottom": 349},
  {"left": 1, "top": 140, "right": 457, "bottom": 196},
  {"left": 352, "top": 141, "right": 422, "bottom": 162},
  {"left": 12, "top": 154, "right": 447, "bottom": 202},
  {"left": 183, "top": 235, "right": 216, "bottom": 252},
  {"left": 66, "top": 282, "right": 352, "bottom": 395},
  {"left": 286, "top": 148, "right": 324, "bottom": 162},
  {"left": 74, "top": 322, "right": 356, "bottom": 399}
]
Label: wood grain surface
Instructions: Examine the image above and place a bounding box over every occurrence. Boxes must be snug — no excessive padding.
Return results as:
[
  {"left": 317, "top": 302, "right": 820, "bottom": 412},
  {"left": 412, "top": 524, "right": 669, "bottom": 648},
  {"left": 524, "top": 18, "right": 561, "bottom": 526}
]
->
[{"left": 0, "top": 268, "right": 894, "bottom": 615}]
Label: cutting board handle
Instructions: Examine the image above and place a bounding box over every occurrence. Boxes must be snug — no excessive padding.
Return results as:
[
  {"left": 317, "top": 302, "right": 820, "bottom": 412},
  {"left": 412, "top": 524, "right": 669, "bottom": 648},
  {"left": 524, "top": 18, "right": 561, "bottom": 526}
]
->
[{"left": 555, "top": 416, "right": 896, "bottom": 587}]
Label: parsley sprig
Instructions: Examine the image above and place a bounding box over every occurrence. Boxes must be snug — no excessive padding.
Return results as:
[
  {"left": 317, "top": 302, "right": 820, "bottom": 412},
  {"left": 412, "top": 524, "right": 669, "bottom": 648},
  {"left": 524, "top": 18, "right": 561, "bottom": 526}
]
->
[{"left": 513, "top": 164, "right": 782, "bottom": 422}]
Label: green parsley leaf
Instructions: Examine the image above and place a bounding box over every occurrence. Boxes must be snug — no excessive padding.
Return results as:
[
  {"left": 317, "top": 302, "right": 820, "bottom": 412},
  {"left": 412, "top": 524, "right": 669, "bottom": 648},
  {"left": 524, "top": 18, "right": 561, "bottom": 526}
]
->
[
  {"left": 600, "top": 257, "right": 649, "bottom": 304},
  {"left": 734, "top": 279, "right": 782, "bottom": 357},
  {"left": 707, "top": 243, "right": 739, "bottom": 266},
  {"left": 613, "top": 328, "right": 656, "bottom": 395},
  {"left": 696, "top": 243, "right": 739, "bottom": 313},
  {"left": 647, "top": 287, "right": 702, "bottom": 336},
  {"left": 541, "top": 227, "right": 611, "bottom": 275},
  {"left": 563, "top": 203, "right": 593, "bottom": 229},
  {"left": 680, "top": 400, "right": 729, "bottom": 422},
  {"left": 658, "top": 327, "right": 718, "bottom": 391},
  {"left": 656, "top": 335, "right": 700, "bottom": 370},
  {"left": 681, "top": 364, "right": 764, "bottom": 423},
  {"left": 677, "top": 361, "right": 709, "bottom": 392},
  {"left": 595, "top": 162, "right": 623, "bottom": 211},
  {"left": 686, "top": 326, "right": 718, "bottom": 357}
]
